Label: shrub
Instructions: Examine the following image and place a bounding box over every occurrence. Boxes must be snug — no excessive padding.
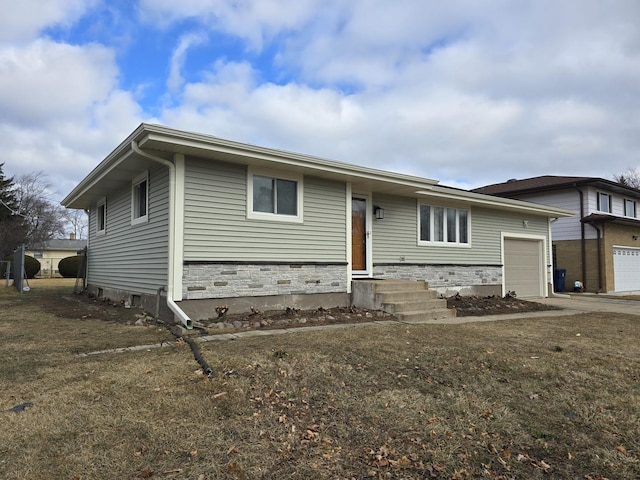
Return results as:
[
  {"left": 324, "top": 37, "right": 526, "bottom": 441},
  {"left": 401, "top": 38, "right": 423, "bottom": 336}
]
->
[
  {"left": 58, "top": 255, "right": 84, "bottom": 278},
  {"left": 1, "top": 255, "right": 41, "bottom": 279}
]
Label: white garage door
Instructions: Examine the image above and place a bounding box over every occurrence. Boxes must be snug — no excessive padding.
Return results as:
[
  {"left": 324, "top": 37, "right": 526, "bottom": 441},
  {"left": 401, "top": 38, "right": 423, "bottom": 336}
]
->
[
  {"left": 504, "top": 238, "right": 543, "bottom": 297},
  {"left": 613, "top": 246, "right": 640, "bottom": 292}
]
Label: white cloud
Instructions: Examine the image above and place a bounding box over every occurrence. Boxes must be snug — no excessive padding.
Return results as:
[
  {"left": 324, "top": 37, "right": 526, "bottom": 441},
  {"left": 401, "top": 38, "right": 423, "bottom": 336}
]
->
[
  {"left": 3, "top": 0, "right": 640, "bottom": 200},
  {"left": 153, "top": 0, "right": 640, "bottom": 188},
  {"left": 167, "top": 32, "right": 209, "bottom": 93},
  {"left": 0, "top": 37, "right": 142, "bottom": 199},
  {"left": 139, "top": 0, "right": 319, "bottom": 50},
  {"left": 0, "top": 39, "right": 117, "bottom": 127},
  {"left": 0, "top": 0, "right": 95, "bottom": 42}
]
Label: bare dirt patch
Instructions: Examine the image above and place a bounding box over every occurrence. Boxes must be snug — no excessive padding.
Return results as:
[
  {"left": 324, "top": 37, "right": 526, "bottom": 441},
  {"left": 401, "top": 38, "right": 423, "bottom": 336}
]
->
[
  {"left": 445, "top": 293, "right": 562, "bottom": 317},
  {"left": 26, "top": 279, "right": 562, "bottom": 331}
]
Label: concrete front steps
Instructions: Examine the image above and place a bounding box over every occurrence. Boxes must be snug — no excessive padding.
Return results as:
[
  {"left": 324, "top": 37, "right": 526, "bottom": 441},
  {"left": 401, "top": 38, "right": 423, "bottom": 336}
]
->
[{"left": 352, "top": 279, "right": 456, "bottom": 323}]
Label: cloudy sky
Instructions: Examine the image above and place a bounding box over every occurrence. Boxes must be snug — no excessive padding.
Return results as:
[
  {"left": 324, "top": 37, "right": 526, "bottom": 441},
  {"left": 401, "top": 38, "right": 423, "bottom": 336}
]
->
[{"left": 1, "top": 0, "right": 639, "bottom": 202}]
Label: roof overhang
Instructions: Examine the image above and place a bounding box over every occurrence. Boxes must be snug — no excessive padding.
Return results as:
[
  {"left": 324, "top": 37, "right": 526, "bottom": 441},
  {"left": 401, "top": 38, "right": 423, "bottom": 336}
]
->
[
  {"left": 582, "top": 213, "right": 640, "bottom": 227},
  {"left": 478, "top": 178, "right": 640, "bottom": 199},
  {"left": 62, "top": 123, "right": 574, "bottom": 219},
  {"left": 62, "top": 124, "right": 443, "bottom": 209}
]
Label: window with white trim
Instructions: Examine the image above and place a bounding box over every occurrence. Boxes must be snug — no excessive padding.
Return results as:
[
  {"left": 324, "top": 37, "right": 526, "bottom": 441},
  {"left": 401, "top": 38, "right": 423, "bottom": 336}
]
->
[
  {"left": 131, "top": 172, "right": 149, "bottom": 225},
  {"left": 624, "top": 198, "right": 637, "bottom": 218},
  {"left": 247, "top": 169, "right": 303, "bottom": 222},
  {"left": 96, "top": 197, "right": 106, "bottom": 234},
  {"left": 597, "top": 192, "right": 612, "bottom": 213},
  {"left": 419, "top": 204, "right": 469, "bottom": 244}
]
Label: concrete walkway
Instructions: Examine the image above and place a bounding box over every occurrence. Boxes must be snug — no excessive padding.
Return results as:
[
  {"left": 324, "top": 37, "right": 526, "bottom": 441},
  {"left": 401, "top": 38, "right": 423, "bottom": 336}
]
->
[{"left": 199, "top": 295, "right": 640, "bottom": 338}]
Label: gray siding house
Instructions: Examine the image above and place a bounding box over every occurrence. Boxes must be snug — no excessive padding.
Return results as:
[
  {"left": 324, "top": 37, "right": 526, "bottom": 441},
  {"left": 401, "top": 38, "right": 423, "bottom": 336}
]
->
[{"left": 62, "top": 124, "right": 572, "bottom": 328}]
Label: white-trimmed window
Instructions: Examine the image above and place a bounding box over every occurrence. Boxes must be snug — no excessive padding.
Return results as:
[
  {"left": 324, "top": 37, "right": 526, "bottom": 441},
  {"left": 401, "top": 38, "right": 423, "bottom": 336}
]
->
[
  {"left": 597, "top": 192, "right": 612, "bottom": 213},
  {"left": 96, "top": 197, "right": 106, "bottom": 234},
  {"left": 624, "top": 198, "right": 637, "bottom": 218},
  {"left": 247, "top": 168, "right": 303, "bottom": 222},
  {"left": 131, "top": 171, "right": 149, "bottom": 225},
  {"left": 419, "top": 203, "right": 469, "bottom": 245}
]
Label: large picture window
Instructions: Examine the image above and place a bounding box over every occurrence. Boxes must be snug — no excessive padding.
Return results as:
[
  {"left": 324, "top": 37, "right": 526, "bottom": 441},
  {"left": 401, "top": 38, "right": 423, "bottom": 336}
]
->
[
  {"left": 419, "top": 204, "right": 469, "bottom": 244},
  {"left": 247, "top": 169, "right": 303, "bottom": 222}
]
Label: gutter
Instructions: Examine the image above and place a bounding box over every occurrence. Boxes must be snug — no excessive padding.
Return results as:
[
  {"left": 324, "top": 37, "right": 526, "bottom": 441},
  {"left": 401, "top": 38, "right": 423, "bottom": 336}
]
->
[{"left": 131, "top": 141, "right": 192, "bottom": 329}]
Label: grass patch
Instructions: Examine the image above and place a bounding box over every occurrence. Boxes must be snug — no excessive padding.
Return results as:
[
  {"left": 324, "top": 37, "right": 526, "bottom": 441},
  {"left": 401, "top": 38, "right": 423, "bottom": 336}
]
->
[{"left": 0, "top": 280, "right": 639, "bottom": 478}]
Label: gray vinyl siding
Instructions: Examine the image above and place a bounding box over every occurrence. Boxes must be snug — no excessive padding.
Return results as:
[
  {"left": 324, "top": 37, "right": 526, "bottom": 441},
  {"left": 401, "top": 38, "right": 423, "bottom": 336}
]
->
[
  {"left": 87, "top": 165, "right": 169, "bottom": 295},
  {"left": 372, "top": 193, "right": 550, "bottom": 264},
  {"left": 183, "top": 157, "right": 347, "bottom": 262},
  {"left": 512, "top": 191, "right": 582, "bottom": 241}
]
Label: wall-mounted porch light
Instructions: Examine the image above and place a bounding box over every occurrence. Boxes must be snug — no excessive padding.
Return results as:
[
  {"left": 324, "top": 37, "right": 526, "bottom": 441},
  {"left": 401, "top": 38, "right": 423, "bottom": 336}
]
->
[{"left": 374, "top": 206, "right": 384, "bottom": 220}]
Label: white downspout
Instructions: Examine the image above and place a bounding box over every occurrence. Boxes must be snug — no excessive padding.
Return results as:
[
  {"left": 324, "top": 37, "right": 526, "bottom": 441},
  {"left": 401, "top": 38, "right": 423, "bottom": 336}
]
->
[{"left": 131, "top": 141, "right": 192, "bottom": 329}]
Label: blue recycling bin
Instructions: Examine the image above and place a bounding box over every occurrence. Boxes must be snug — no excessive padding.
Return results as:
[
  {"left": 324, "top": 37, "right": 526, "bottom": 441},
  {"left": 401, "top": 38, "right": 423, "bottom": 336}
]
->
[{"left": 554, "top": 268, "right": 566, "bottom": 292}]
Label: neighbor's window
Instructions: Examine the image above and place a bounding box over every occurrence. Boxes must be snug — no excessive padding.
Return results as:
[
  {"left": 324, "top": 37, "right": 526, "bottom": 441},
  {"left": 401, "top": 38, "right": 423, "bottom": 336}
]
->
[
  {"left": 624, "top": 198, "right": 637, "bottom": 218},
  {"left": 248, "top": 169, "right": 303, "bottom": 222},
  {"left": 419, "top": 204, "right": 469, "bottom": 244},
  {"left": 131, "top": 171, "right": 149, "bottom": 225},
  {"left": 96, "top": 198, "right": 106, "bottom": 234},
  {"left": 597, "top": 192, "right": 612, "bottom": 213}
]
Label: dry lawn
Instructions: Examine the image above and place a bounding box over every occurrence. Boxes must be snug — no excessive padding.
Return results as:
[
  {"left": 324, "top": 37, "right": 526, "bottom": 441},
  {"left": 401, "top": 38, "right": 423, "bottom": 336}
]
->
[{"left": 1, "top": 280, "right": 639, "bottom": 479}]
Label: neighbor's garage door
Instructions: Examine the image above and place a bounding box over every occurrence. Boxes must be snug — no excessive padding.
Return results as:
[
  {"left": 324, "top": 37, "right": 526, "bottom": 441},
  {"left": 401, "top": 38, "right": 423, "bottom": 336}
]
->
[
  {"left": 504, "top": 238, "right": 543, "bottom": 297},
  {"left": 613, "top": 246, "right": 640, "bottom": 292}
]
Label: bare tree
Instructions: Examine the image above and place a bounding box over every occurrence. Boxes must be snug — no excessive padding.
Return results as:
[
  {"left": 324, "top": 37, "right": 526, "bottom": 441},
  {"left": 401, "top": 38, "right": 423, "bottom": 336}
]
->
[
  {"left": 613, "top": 167, "right": 640, "bottom": 190},
  {"left": 64, "top": 208, "right": 88, "bottom": 240},
  {"left": 3, "top": 172, "right": 66, "bottom": 254}
]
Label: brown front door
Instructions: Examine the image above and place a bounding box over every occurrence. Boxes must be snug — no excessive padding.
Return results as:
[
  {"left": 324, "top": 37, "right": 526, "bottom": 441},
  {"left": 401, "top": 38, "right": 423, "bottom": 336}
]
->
[{"left": 352, "top": 198, "right": 367, "bottom": 271}]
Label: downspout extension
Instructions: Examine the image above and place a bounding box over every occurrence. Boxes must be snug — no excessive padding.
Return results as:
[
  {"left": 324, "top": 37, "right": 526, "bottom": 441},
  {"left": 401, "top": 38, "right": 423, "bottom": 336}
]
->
[{"left": 131, "top": 141, "right": 192, "bottom": 329}]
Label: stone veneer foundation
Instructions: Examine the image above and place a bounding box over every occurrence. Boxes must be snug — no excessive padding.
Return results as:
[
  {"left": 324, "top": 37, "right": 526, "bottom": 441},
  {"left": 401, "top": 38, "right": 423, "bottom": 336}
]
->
[
  {"left": 182, "top": 262, "right": 348, "bottom": 300},
  {"left": 372, "top": 264, "right": 503, "bottom": 296}
]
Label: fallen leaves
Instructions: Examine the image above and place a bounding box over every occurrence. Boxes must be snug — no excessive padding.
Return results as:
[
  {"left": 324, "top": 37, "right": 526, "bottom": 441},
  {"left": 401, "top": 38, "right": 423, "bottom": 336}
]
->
[
  {"left": 615, "top": 445, "right": 627, "bottom": 454},
  {"left": 365, "top": 443, "right": 439, "bottom": 477}
]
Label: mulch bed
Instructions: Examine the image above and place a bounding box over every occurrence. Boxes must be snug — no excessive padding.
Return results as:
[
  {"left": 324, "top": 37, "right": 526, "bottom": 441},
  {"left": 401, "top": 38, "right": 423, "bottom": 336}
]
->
[{"left": 47, "top": 289, "right": 562, "bottom": 330}]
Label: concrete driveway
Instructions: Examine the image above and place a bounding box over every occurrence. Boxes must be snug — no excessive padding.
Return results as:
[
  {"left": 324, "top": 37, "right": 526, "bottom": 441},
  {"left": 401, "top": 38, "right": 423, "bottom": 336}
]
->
[
  {"left": 428, "top": 294, "right": 640, "bottom": 325},
  {"left": 536, "top": 294, "right": 640, "bottom": 316}
]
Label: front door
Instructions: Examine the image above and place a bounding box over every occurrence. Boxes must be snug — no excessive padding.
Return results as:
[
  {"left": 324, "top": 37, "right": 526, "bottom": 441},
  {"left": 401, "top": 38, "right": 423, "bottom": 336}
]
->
[{"left": 352, "top": 197, "right": 367, "bottom": 271}]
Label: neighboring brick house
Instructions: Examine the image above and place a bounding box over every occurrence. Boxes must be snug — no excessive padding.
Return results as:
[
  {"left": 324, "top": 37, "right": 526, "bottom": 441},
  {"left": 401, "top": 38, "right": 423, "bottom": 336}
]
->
[{"left": 474, "top": 176, "right": 640, "bottom": 293}]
